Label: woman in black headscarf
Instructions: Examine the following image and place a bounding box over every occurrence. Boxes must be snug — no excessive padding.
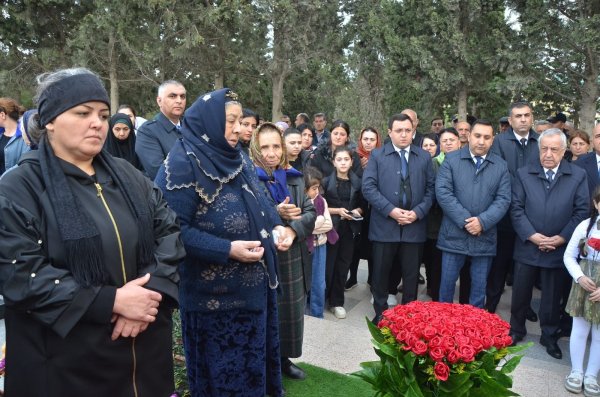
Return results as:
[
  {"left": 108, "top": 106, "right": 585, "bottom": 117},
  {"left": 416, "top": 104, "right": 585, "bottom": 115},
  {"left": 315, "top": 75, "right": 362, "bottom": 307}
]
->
[
  {"left": 0, "top": 67, "right": 184, "bottom": 397},
  {"left": 104, "top": 112, "right": 143, "bottom": 170},
  {"left": 155, "top": 88, "right": 291, "bottom": 397}
]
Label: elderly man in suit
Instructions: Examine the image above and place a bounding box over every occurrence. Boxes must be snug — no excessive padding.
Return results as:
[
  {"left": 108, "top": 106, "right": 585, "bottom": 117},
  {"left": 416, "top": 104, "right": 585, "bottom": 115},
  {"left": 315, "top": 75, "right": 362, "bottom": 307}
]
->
[
  {"left": 510, "top": 128, "right": 589, "bottom": 359},
  {"left": 436, "top": 120, "right": 511, "bottom": 309},
  {"left": 574, "top": 123, "right": 600, "bottom": 200},
  {"left": 363, "top": 113, "right": 435, "bottom": 324}
]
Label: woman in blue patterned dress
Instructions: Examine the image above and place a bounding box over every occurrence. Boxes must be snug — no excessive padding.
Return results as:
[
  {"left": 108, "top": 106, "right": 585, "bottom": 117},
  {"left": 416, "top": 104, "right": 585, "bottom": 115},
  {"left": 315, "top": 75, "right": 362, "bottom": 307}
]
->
[{"left": 155, "top": 88, "right": 292, "bottom": 397}]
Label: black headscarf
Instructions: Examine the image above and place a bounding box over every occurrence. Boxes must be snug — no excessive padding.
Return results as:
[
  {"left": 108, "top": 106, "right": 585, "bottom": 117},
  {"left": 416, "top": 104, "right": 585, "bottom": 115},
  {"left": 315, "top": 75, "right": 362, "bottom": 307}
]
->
[
  {"left": 164, "top": 88, "right": 279, "bottom": 289},
  {"left": 104, "top": 113, "right": 142, "bottom": 170},
  {"left": 37, "top": 73, "right": 154, "bottom": 287}
]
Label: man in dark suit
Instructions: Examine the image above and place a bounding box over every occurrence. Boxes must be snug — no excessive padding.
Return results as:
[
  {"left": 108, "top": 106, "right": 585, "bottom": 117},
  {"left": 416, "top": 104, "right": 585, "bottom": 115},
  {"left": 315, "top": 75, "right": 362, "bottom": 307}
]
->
[
  {"left": 135, "top": 80, "right": 186, "bottom": 179},
  {"left": 574, "top": 123, "right": 600, "bottom": 200},
  {"left": 311, "top": 112, "right": 330, "bottom": 147},
  {"left": 362, "top": 113, "right": 435, "bottom": 324},
  {"left": 510, "top": 128, "right": 589, "bottom": 359},
  {"left": 486, "top": 101, "right": 539, "bottom": 315}
]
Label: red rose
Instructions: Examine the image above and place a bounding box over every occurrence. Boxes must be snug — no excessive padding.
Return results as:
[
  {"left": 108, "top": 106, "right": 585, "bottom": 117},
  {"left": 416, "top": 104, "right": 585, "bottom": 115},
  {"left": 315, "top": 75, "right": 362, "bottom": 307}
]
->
[
  {"left": 441, "top": 336, "right": 455, "bottom": 351},
  {"left": 458, "top": 345, "right": 476, "bottom": 362},
  {"left": 434, "top": 362, "right": 450, "bottom": 381},
  {"left": 429, "top": 346, "right": 446, "bottom": 362},
  {"left": 412, "top": 340, "right": 428, "bottom": 356},
  {"left": 447, "top": 349, "right": 461, "bottom": 364},
  {"left": 422, "top": 326, "right": 437, "bottom": 340},
  {"left": 588, "top": 237, "right": 600, "bottom": 251}
]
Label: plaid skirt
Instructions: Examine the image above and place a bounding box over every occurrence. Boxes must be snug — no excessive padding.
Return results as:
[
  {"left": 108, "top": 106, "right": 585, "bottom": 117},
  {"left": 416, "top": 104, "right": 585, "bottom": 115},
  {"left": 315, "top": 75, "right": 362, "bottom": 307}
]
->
[
  {"left": 566, "top": 258, "right": 600, "bottom": 324},
  {"left": 277, "top": 242, "right": 305, "bottom": 358}
]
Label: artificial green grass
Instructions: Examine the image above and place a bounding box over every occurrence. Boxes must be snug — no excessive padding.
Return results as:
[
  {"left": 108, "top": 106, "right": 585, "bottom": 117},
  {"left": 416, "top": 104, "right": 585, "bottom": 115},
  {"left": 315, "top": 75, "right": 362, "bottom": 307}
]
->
[{"left": 282, "top": 362, "right": 374, "bottom": 396}]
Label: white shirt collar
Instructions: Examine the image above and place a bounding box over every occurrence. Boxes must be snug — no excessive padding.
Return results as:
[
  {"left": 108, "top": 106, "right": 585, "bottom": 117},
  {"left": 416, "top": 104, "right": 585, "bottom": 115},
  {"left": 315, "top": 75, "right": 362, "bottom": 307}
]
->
[
  {"left": 514, "top": 131, "right": 529, "bottom": 143},
  {"left": 469, "top": 151, "right": 487, "bottom": 162},
  {"left": 543, "top": 164, "right": 560, "bottom": 176},
  {"left": 392, "top": 143, "right": 410, "bottom": 158}
]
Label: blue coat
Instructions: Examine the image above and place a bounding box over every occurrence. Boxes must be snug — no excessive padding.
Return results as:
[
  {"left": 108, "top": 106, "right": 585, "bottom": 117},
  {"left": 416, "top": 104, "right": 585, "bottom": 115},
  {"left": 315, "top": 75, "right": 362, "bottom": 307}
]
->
[
  {"left": 3, "top": 129, "right": 29, "bottom": 172},
  {"left": 362, "top": 142, "right": 434, "bottom": 243},
  {"left": 573, "top": 152, "right": 599, "bottom": 202},
  {"left": 135, "top": 112, "right": 182, "bottom": 179},
  {"left": 511, "top": 160, "right": 589, "bottom": 268},
  {"left": 436, "top": 146, "right": 511, "bottom": 256}
]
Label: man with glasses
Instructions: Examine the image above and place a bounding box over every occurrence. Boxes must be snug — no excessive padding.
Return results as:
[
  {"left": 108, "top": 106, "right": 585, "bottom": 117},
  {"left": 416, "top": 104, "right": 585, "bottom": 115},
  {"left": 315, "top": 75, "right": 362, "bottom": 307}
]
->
[{"left": 363, "top": 113, "right": 435, "bottom": 324}]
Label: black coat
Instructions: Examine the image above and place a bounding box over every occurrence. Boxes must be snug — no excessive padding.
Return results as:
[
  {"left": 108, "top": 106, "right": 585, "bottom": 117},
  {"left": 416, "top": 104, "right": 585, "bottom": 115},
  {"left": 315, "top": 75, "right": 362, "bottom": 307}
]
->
[
  {"left": 0, "top": 152, "right": 185, "bottom": 397},
  {"left": 135, "top": 112, "right": 182, "bottom": 180},
  {"left": 322, "top": 170, "right": 366, "bottom": 236},
  {"left": 574, "top": 151, "right": 600, "bottom": 203}
]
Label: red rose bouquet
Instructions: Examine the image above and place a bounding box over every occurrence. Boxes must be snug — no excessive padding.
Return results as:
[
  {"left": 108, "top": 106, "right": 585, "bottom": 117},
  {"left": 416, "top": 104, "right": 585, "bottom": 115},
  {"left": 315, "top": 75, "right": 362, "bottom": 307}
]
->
[{"left": 354, "top": 301, "right": 530, "bottom": 396}]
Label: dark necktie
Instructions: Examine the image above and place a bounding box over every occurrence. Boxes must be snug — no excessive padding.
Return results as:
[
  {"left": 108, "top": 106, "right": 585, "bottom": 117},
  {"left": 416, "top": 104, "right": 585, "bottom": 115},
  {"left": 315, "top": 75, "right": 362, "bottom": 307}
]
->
[
  {"left": 520, "top": 138, "right": 527, "bottom": 148},
  {"left": 475, "top": 156, "right": 483, "bottom": 171},
  {"left": 400, "top": 150, "right": 408, "bottom": 179},
  {"left": 546, "top": 169, "right": 554, "bottom": 182}
]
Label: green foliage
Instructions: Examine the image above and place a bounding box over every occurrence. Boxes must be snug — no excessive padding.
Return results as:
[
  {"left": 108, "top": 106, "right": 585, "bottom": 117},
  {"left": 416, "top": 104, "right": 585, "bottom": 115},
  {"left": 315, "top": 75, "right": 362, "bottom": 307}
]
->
[
  {"left": 172, "top": 310, "right": 190, "bottom": 397},
  {"left": 0, "top": 0, "right": 598, "bottom": 130},
  {"left": 353, "top": 318, "right": 531, "bottom": 397}
]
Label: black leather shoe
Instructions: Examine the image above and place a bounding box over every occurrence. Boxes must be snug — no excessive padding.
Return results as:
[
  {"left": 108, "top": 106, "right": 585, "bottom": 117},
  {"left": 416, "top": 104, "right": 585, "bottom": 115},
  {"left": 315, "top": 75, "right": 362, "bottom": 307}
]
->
[
  {"left": 281, "top": 358, "right": 306, "bottom": 380},
  {"left": 555, "top": 328, "right": 572, "bottom": 339},
  {"left": 526, "top": 308, "right": 538, "bottom": 322},
  {"left": 345, "top": 278, "right": 358, "bottom": 291},
  {"left": 509, "top": 332, "right": 524, "bottom": 347},
  {"left": 540, "top": 338, "right": 562, "bottom": 360}
]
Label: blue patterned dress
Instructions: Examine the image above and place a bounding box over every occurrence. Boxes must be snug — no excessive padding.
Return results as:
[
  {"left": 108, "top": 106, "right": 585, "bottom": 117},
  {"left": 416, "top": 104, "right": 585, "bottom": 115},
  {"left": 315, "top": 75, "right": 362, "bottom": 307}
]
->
[{"left": 156, "top": 154, "right": 283, "bottom": 397}]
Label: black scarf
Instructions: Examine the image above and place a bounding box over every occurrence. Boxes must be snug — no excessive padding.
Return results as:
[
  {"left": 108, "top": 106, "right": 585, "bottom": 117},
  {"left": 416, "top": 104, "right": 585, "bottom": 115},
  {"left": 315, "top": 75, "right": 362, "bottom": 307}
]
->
[
  {"left": 38, "top": 135, "right": 154, "bottom": 287},
  {"left": 104, "top": 113, "right": 143, "bottom": 170}
]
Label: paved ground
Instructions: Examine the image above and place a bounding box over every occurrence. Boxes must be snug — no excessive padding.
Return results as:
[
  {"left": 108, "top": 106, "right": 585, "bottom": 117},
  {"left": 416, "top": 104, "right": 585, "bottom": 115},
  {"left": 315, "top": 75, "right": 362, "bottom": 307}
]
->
[{"left": 298, "top": 261, "right": 578, "bottom": 397}]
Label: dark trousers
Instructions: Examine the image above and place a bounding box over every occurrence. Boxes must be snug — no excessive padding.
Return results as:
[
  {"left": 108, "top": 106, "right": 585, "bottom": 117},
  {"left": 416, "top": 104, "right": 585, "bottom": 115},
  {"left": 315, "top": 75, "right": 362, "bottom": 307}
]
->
[
  {"left": 326, "top": 222, "right": 354, "bottom": 307},
  {"left": 423, "top": 238, "right": 442, "bottom": 300},
  {"left": 486, "top": 229, "right": 515, "bottom": 312},
  {"left": 459, "top": 261, "right": 471, "bottom": 304},
  {"left": 510, "top": 262, "right": 563, "bottom": 339},
  {"left": 371, "top": 241, "right": 422, "bottom": 317},
  {"left": 347, "top": 236, "right": 372, "bottom": 284}
]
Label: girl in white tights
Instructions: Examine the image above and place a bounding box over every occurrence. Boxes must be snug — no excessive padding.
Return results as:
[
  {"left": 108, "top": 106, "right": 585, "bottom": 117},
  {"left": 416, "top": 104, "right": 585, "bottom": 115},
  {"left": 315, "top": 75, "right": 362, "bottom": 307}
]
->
[{"left": 564, "top": 188, "right": 600, "bottom": 397}]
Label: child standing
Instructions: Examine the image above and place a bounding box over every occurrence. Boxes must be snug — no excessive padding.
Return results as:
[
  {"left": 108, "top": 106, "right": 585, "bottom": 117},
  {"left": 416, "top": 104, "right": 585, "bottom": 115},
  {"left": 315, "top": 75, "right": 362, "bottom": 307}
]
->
[
  {"left": 322, "top": 146, "right": 364, "bottom": 319},
  {"left": 305, "top": 167, "right": 337, "bottom": 318},
  {"left": 563, "top": 186, "right": 600, "bottom": 396}
]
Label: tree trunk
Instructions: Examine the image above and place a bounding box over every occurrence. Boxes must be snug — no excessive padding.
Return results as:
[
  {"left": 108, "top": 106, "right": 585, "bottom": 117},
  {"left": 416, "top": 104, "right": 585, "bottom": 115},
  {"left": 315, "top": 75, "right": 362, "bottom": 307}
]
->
[
  {"left": 214, "top": 72, "right": 224, "bottom": 90},
  {"left": 108, "top": 31, "right": 119, "bottom": 113},
  {"left": 457, "top": 86, "right": 468, "bottom": 121},
  {"left": 579, "top": 77, "right": 598, "bottom": 134},
  {"left": 579, "top": 62, "right": 599, "bottom": 134},
  {"left": 271, "top": 69, "right": 285, "bottom": 122}
]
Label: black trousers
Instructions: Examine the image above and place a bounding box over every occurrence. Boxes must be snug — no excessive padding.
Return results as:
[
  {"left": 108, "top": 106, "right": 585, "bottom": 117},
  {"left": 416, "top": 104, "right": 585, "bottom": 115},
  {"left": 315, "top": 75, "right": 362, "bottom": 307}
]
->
[
  {"left": 510, "top": 261, "right": 564, "bottom": 339},
  {"left": 326, "top": 222, "right": 354, "bottom": 307},
  {"left": 486, "top": 229, "right": 515, "bottom": 312},
  {"left": 423, "top": 238, "right": 443, "bottom": 300},
  {"left": 372, "top": 241, "right": 422, "bottom": 317}
]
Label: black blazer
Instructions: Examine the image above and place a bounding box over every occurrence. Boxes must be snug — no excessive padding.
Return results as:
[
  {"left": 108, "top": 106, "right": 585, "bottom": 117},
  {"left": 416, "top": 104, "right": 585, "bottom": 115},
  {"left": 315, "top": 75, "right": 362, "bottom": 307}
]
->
[{"left": 574, "top": 152, "right": 600, "bottom": 202}]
